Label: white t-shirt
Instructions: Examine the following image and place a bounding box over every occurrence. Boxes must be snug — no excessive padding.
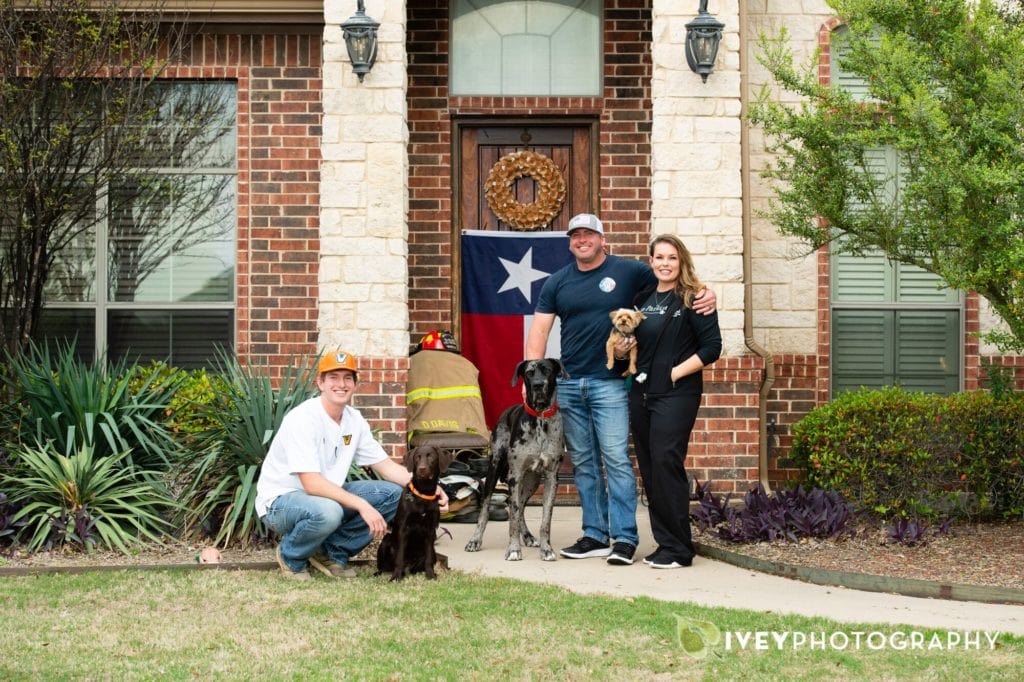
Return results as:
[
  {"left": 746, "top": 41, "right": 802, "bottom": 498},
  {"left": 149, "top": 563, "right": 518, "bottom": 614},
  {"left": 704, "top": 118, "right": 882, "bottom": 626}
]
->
[{"left": 254, "top": 396, "right": 388, "bottom": 517}]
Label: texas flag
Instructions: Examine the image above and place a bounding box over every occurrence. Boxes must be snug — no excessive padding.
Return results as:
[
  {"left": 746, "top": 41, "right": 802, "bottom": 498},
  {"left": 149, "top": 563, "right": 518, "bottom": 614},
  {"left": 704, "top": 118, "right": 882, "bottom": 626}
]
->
[{"left": 461, "top": 230, "right": 574, "bottom": 428}]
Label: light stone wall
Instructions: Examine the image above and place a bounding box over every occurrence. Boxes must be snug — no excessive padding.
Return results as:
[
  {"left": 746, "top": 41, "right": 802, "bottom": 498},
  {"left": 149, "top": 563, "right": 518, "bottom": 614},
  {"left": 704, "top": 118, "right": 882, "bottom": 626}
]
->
[
  {"left": 979, "top": 299, "right": 1011, "bottom": 355},
  {"left": 745, "top": 0, "right": 834, "bottom": 354},
  {"left": 651, "top": 0, "right": 746, "bottom": 357},
  {"left": 320, "top": 0, "right": 409, "bottom": 357}
]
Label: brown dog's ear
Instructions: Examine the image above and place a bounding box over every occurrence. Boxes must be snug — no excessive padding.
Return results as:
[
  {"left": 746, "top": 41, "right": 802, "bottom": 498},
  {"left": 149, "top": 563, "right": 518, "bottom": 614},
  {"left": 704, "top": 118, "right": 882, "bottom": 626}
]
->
[
  {"left": 510, "top": 360, "right": 528, "bottom": 386},
  {"left": 609, "top": 310, "right": 618, "bottom": 321},
  {"left": 438, "top": 448, "right": 454, "bottom": 473},
  {"left": 402, "top": 447, "right": 418, "bottom": 472}
]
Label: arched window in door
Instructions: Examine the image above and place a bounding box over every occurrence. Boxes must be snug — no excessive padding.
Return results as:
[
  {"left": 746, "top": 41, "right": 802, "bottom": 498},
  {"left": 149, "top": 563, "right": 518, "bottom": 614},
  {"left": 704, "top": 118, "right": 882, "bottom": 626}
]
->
[{"left": 450, "top": 0, "right": 602, "bottom": 96}]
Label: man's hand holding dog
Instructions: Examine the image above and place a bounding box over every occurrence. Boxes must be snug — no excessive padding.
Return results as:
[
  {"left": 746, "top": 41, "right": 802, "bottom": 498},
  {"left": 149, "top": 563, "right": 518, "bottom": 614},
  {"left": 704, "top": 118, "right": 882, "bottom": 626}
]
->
[{"left": 613, "top": 336, "right": 634, "bottom": 360}]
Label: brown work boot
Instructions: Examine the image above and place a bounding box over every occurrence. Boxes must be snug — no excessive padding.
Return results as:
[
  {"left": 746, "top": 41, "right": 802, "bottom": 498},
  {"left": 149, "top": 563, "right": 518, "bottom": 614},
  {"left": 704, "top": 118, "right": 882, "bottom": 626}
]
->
[
  {"left": 275, "top": 545, "right": 311, "bottom": 581},
  {"left": 309, "top": 552, "right": 357, "bottom": 579}
]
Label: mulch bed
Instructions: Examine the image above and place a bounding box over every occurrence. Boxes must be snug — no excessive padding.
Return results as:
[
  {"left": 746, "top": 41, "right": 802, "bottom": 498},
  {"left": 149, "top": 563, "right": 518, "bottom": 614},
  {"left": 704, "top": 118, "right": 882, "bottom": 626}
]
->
[{"left": 693, "top": 519, "right": 1024, "bottom": 591}]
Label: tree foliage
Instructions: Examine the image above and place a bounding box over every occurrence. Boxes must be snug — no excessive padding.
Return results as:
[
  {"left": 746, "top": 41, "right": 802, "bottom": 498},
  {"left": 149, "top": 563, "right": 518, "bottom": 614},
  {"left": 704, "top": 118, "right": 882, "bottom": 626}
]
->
[
  {"left": 0, "top": 0, "right": 229, "bottom": 358},
  {"left": 750, "top": 0, "right": 1024, "bottom": 351}
]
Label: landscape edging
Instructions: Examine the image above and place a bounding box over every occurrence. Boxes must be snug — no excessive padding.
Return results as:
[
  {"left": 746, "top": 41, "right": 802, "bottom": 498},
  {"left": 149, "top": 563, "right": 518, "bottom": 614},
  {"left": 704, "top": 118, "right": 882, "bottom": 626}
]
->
[{"left": 694, "top": 541, "right": 1024, "bottom": 606}]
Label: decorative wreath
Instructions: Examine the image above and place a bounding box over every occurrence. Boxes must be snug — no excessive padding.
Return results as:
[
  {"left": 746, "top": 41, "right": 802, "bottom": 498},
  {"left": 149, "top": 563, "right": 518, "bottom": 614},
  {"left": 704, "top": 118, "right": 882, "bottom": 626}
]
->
[{"left": 484, "top": 150, "right": 567, "bottom": 230}]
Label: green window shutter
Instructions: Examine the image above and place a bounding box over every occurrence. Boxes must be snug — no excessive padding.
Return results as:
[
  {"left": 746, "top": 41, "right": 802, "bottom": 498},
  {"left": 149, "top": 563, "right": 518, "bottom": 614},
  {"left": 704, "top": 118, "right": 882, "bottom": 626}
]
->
[
  {"left": 833, "top": 309, "right": 960, "bottom": 395},
  {"left": 832, "top": 309, "right": 893, "bottom": 393},
  {"left": 895, "top": 262, "right": 958, "bottom": 303},
  {"left": 832, "top": 250, "right": 889, "bottom": 302},
  {"left": 894, "top": 310, "right": 960, "bottom": 393},
  {"left": 832, "top": 26, "right": 872, "bottom": 100},
  {"left": 863, "top": 146, "right": 899, "bottom": 208}
]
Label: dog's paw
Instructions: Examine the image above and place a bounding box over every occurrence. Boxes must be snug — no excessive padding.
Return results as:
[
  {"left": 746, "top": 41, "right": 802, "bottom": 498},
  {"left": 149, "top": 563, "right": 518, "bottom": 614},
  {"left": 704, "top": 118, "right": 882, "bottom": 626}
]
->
[
  {"left": 522, "top": 532, "right": 538, "bottom": 547},
  {"left": 464, "top": 540, "right": 482, "bottom": 552},
  {"left": 505, "top": 548, "right": 523, "bottom": 561},
  {"left": 540, "top": 548, "right": 557, "bottom": 562}
]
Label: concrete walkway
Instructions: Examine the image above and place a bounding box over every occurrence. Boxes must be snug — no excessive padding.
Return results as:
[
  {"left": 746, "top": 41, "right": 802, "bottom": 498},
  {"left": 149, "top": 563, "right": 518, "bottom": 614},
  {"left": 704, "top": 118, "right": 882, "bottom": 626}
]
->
[{"left": 436, "top": 506, "right": 1024, "bottom": 636}]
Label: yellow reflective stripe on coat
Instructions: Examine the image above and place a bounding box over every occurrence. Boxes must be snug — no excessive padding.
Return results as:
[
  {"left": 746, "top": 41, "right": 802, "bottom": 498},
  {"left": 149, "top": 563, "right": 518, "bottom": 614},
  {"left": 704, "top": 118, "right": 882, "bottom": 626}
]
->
[{"left": 406, "top": 385, "right": 482, "bottom": 404}]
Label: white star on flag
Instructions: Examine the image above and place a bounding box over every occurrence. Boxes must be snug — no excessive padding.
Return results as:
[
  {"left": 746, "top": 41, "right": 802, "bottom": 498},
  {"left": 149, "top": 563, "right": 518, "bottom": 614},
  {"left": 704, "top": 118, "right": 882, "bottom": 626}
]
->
[{"left": 498, "top": 247, "right": 549, "bottom": 303}]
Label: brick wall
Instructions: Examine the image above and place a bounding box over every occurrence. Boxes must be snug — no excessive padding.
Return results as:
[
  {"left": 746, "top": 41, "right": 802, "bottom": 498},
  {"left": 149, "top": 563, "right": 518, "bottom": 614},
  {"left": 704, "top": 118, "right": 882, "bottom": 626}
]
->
[
  {"left": 351, "top": 357, "right": 410, "bottom": 453},
  {"left": 170, "top": 31, "right": 323, "bottom": 378},
  {"left": 693, "top": 357, "right": 762, "bottom": 493}
]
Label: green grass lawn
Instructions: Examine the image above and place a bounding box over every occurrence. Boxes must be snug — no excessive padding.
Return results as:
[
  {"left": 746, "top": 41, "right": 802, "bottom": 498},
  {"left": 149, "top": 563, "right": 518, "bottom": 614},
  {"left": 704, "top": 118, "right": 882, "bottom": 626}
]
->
[{"left": 1, "top": 568, "right": 1020, "bottom": 680}]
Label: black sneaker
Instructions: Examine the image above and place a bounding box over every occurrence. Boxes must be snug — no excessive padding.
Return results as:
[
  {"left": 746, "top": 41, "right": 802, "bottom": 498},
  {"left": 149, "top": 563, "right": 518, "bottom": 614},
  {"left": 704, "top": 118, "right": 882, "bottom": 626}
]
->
[
  {"left": 650, "top": 556, "right": 693, "bottom": 569},
  {"left": 607, "top": 542, "right": 636, "bottom": 565},
  {"left": 560, "top": 536, "right": 612, "bottom": 559},
  {"left": 642, "top": 548, "right": 663, "bottom": 566}
]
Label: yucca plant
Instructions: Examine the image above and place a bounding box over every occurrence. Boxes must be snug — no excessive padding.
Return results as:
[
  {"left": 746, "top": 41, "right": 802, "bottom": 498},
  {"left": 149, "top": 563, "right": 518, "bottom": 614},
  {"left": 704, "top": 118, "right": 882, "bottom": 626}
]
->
[
  {"left": 175, "top": 350, "right": 317, "bottom": 547},
  {"left": 2, "top": 339, "right": 182, "bottom": 475},
  {"left": 2, "top": 442, "right": 176, "bottom": 553}
]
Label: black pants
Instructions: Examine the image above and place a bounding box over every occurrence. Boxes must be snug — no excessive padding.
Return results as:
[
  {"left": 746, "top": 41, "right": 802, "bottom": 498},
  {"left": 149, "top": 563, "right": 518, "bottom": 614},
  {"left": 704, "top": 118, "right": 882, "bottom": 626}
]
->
[{"left": 628, "top": 389, "right": 701, "bottom": 563}]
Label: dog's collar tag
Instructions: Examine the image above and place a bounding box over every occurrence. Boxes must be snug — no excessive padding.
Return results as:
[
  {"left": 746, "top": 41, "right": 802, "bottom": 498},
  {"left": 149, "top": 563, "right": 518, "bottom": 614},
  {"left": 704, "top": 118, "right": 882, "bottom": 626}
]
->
[
  {"left": 408, "top": 481, "right": 439, "bottom": 501},
  {"left": 523, "top": 401, "right": 559, "bottom": 419}
]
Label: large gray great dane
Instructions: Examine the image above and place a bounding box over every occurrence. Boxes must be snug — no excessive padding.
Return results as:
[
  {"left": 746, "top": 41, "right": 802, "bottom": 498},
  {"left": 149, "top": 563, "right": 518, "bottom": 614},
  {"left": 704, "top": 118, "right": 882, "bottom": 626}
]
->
[{"left": 464, "top": 358, "right": 566, "bottom": 561}]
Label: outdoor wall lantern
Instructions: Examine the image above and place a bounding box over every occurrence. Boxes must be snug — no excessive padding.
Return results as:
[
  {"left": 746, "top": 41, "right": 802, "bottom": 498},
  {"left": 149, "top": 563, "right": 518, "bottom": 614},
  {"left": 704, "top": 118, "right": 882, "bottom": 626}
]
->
[
  {"left": 341, "top": 0, "right": 379, "bottom": 82},
  {"left": 685, "top": 0, "right": 725, "bottom": 83}
]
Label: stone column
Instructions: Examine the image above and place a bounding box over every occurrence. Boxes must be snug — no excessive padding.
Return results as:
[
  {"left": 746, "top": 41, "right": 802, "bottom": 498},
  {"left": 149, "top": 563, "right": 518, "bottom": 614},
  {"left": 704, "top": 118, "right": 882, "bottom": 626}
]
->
[
  {"left": 651, "top": 0, "right": 744, "bottom": 356},
  {"left": 321, "top": 0, "right": 409, "bottom": 357}
]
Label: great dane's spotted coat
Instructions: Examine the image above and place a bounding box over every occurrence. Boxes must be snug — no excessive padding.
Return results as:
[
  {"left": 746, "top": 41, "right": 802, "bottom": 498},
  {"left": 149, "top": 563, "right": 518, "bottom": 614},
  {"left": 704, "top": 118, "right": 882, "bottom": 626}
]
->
[{"left": 465, "top": 359, "right": 566, "bottom": 561}]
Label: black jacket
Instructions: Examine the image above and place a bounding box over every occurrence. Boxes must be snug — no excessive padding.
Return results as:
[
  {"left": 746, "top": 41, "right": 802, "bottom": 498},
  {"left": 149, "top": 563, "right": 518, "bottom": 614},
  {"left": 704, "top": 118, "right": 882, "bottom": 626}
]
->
[{"left": 630, "top": 285, "right": 722, "bottom": 396}]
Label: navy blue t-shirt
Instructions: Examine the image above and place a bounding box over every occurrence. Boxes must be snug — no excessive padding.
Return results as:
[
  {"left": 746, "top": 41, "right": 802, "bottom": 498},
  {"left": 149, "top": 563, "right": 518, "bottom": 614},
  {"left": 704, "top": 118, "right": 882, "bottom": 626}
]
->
[{"left": 535, "top": 255, "right": 656, "bottom": 379}]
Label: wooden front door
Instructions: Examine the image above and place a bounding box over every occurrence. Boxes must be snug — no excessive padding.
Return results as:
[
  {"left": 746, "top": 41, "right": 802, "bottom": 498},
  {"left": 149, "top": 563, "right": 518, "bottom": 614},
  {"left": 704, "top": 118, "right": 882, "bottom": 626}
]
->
[{"left": 456, "top": 121, "right": 596, "bottom": 232}]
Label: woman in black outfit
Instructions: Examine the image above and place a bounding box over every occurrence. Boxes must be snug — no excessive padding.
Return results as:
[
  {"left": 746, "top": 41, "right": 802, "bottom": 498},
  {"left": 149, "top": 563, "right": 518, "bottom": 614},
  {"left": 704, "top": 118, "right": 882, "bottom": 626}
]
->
[{"left": 626, "top": 234, "right": 721, "bottom": 569}]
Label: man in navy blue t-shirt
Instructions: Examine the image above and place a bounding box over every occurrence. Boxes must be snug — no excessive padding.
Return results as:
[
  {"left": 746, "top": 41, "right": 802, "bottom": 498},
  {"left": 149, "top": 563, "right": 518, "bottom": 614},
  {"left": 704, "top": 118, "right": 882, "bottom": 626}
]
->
[{"left": 525, "top": 213, "right": 716, "bottom": 565}]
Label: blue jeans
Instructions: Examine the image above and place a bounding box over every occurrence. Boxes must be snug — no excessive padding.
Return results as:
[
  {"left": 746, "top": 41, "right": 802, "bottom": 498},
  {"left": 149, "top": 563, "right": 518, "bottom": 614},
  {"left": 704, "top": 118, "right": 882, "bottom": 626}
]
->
[
  {"left": 262, "top": 480, "right": 402, "bottom": 572},
  {"left": 557, "top": 377, "right": 639, "bottom": 546}
]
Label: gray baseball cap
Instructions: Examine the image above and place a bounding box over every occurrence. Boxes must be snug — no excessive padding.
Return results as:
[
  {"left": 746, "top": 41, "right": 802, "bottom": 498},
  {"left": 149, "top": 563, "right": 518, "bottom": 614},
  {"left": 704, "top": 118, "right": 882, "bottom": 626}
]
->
[{"left": 566, "top": 213, "right": 604, "bottom": 235}]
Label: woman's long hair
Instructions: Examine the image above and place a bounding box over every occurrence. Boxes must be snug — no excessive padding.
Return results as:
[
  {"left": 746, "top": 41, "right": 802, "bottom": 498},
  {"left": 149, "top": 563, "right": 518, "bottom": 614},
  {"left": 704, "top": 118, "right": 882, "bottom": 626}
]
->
[{"left": 648, "top": 234, "right": 704, "bottom": 308}]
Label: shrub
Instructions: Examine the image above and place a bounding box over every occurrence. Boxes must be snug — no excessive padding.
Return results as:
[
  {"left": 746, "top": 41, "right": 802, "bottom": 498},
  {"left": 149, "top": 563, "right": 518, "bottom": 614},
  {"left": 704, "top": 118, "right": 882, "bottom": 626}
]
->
[
  {"left": 791, "top": 387, "right": 1024, "bottom": 520},
  {"left": 174, "top": 350, "right": 318, "bottom": 547},
  {"left": 130, "top": 362, "right": 230, "bottom": 442},
  {"left": 692, "top": 481, "right": 857, "bottom": 544},
  {"left": 1, "top": 339, "right": 182, "bottom": 475},
  {"left": 882, "top": 517, "right": 956, "bottom": 547},
  {"left": 2, "top": 442, "right": 175, "bottom": 553},
  {"left": 0, "top": 490, "right": 26, "bottom": 553}
]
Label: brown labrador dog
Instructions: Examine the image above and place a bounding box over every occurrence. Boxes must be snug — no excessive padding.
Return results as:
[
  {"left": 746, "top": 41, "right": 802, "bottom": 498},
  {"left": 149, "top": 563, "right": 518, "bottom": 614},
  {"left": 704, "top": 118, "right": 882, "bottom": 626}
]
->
[{"left": 376, "top": 445, "right": 452, "bottom": 581}]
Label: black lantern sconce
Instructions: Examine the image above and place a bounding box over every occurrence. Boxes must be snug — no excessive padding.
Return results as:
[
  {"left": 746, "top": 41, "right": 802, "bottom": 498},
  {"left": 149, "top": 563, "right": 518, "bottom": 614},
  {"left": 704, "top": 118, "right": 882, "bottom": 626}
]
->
[
  {"left": 341, "top": 0, "right": 380, "bottom": 82},
  {"left": 685, "top": 0, "right": 725, "bottom": 83}
]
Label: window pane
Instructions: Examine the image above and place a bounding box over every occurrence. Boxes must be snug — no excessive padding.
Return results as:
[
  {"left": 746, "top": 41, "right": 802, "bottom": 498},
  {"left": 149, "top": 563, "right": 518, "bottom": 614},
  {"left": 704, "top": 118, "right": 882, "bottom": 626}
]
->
[
  {"left": 109, "top": 175, "right": 236, "bottom": 303},
  {"left": 451, "top": 0, "right": 602, "bottom": 96},
  {"left": 108, "top": 309, "right": 233, "bottom": 369},
  {"left": 33, "top": 309, "right": 96, "bottom": 362},
  {"left": 45, "top": 227, "right": 97, "bottom": 302},
  {"left": 174, "top": 82, "right": 237, "bottom": 168},
  {"left": 123, "top": 82, "right": 237, "bottom": 168}
]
